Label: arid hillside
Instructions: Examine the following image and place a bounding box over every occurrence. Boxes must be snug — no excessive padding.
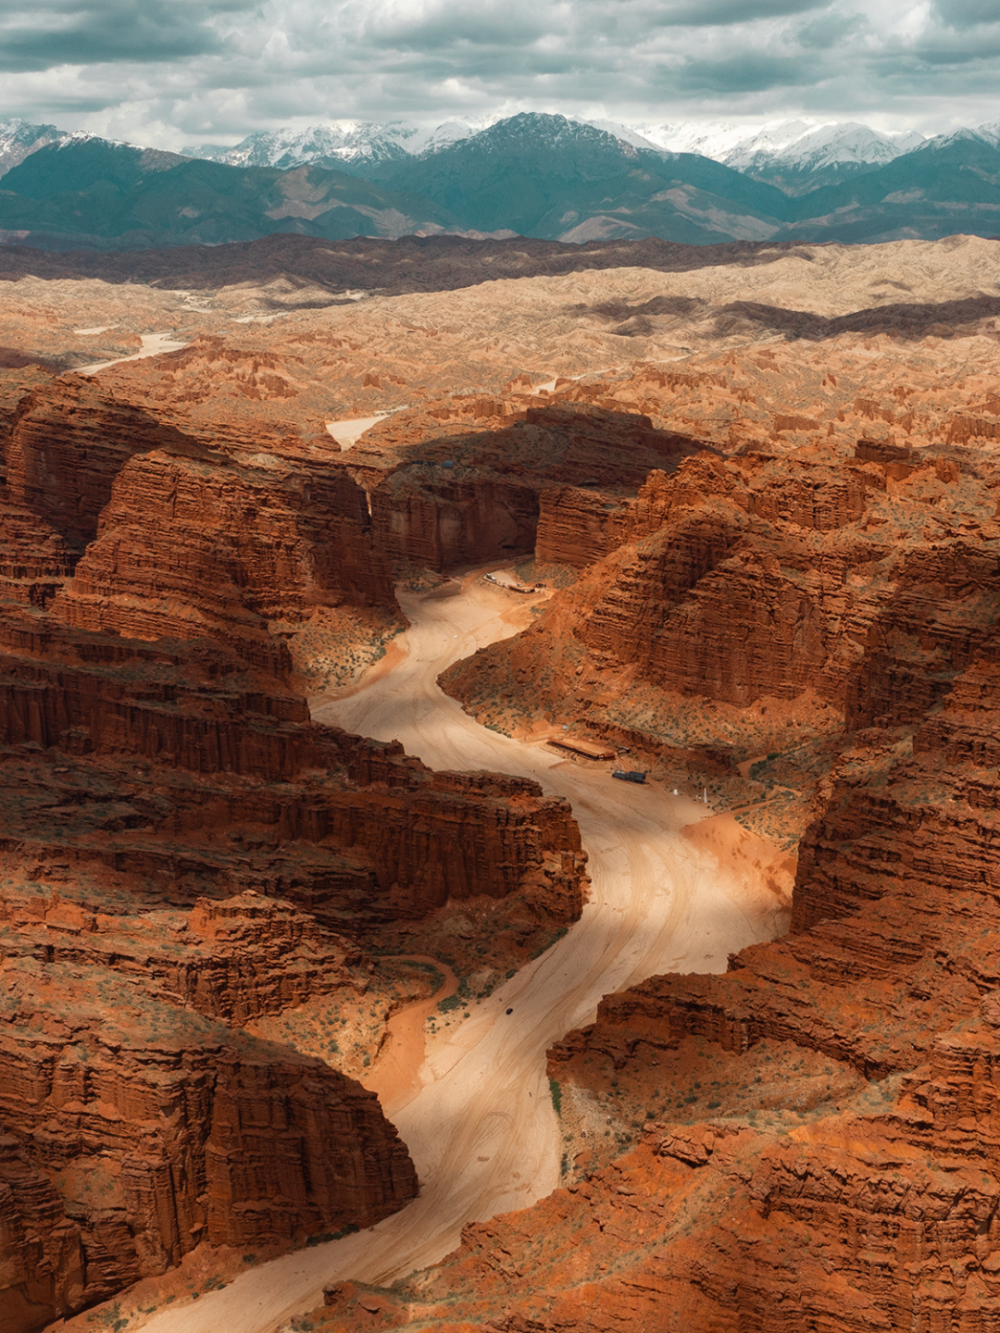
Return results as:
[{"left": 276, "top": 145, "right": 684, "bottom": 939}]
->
[{"left": 3, "top": 232, "right": 1000, "bottom": 1333}]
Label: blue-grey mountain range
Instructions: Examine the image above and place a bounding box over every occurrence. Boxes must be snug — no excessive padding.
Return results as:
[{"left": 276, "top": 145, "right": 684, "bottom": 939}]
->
[{"left": 2, "top": 112, "right": 1000, "bottom": 251}]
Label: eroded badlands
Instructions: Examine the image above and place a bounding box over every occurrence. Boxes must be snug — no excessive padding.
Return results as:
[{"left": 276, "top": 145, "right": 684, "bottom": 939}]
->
[{"left": 0, "top": 232, "right": 999, "bottom": 1333}]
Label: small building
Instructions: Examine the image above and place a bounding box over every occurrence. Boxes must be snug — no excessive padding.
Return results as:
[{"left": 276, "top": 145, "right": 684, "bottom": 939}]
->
[{"left": 549, "top": 737, "right": 617, "bottom": 762}]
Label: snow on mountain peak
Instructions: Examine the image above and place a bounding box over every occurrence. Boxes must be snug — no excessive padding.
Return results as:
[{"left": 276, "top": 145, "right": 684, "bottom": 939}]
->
[{"left": 0, "top": 117, "right": 70, "bottom": 177}]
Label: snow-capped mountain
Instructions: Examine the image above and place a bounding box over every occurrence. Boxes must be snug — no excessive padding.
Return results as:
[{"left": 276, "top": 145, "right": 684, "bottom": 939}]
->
[
  {"left": 973, "top": 121, "right": 1000, "bottom": 147},
  {"left": 632, "top": 118, "right": 926, "bottom": 193},
  {"left": 0, "top": 118, "right": 71, "bottom": 178},
  {"left": 725, "top": 121, "right": 923, "bottom": 173},
  {"left": 182, "top": 115, "right": 505, "bottom": 175},
  {"left": 915, "top": 122, "right": 1000, "bottom": 154},
  {"left": 636, "top": 117, "right": 922, "bottom": 165},
  {"left": 12, "top": 109, "right": 1000, "bottom": 206},
  {"left": 8, "top": 108, "right": 1000, "bottom": 249},
  {"left": 184, "top": 121, "right": 418, "bottom": 172},
  {"left": 188, "top": 114, "right": 932, "bottom": 197},
  {"left": 574, "top": 118, "right": 663, "bottom": 152}
]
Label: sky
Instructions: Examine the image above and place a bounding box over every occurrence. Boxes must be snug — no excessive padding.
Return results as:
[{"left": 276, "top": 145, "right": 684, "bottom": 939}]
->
[{"left": 2, "top": 0, "right": 1000, "bottom": 148}]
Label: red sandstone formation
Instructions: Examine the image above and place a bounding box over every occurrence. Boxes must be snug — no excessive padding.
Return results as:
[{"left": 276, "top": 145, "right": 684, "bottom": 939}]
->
[
  {"left": 343, "top": 402, "right": 708, "bottom": 575},
  {"left": 0, "top": 370, "right": 588, "bottom": 1331},
  {"left": 317, "top": 386, "right": 1000, "bottom": 1333},
  {"left": 7, "top": 377, "right": 203, "bottom": 549},
  {"left": 10, "top": 242, "right": 1000, "bottom": 1333},
  {"left": 442, "top": 432, "right": 1000, "bottom": 763},
  {"left": 282, "top": 276, "right": 1000, "bottom": 1333},
  {"left": 315, "top": 599, "right": 1000, "bottom": 1333}
]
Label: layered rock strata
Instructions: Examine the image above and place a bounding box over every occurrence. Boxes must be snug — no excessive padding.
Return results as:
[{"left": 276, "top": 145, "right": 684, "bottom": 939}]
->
[
  {"left": 347, "top": 403, "right": 707, "bottom": 575},
  {"left": 0, "top": 374, "right": 588, "bottom": 1331},
  {"left": 443, "top": 437, "right": 1000, "bottom": 751},
  {"left": 6, "top": 378, "right": 396, "bottom": 678},
  {"left": 0, "top": 956, "right": 416, "bottom": 1320},
  {"left": 315, "top": 631, "right": 1000, "bottom": 1333}
]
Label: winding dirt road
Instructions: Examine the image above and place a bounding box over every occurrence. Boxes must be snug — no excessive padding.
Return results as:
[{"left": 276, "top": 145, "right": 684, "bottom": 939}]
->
[
  {"left": 74, "top": 331, "right": 189, "bottom": 375},
  {"left": 132, "top": 569, "right": 786, "bottom": 1333}
]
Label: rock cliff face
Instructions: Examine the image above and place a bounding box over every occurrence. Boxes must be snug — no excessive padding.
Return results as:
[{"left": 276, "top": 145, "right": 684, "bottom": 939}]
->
[
  {"left": 370, "top": 470, "right": 541, "bottom": 571},
  {"left": 0, "top": 885, "right": 367, "bottom": 1024},
  {"left": 0, "top": 372, "right": 589, "bottom": 1331},
  {"left": 7, "top": 378, "right": 200, "bottom": 550},
  {"left": 347, "top": 403, "right": 707, "bottom": 576},
  {"left": 442, "top": 437, "right": 1000, "bottom": 756},
  {"left": 318, "top": 638, "right": 1000, "bottom": 1333},
  {"left": 0, "top": 950, "right": 417, "bottom": 1315},
  {"left": 6, "top": 378, "right": 396, "bottom": 680},
  {"left": 310, "top": 315, "right": 1000, "bottom": 1333}
]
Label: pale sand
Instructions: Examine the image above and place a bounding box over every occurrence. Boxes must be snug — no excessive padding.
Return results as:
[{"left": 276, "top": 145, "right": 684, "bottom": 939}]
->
[
  {"left": 325, "top": 411, "right": 399, "bottom": 449},
  {"left": 362, "top": 957, "right": 459, "bottom": 1115},
  {"left": 121, "top": 568, "right": 789, "bottom": 1333},
  {"left": 74, "top": 331, "right": 188, "bottom": 375}
]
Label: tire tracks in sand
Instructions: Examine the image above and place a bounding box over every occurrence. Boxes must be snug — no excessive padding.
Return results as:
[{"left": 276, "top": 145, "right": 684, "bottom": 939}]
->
[{"left": 122, "top": 567, "right": 785, "bottom": 1333}]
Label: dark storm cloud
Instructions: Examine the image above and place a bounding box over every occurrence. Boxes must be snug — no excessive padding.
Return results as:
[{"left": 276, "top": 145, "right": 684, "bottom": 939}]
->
[
  {"left": 0, "top": 0, "right": 254, "bottom": 71},
  {"left": 360, "top": 4, "right": 549, "bottom": 52},
  {"left": 797, "top": 8, "right": 866, "bottom": 49},
  {"left": 653, "top": 0, "right": 829, "bottom": 25},
  {"left": 933, "top": 0, "right": 1000, "bottom": 28},
  {"left": 673, "top": 52, "right": 818, "bottom": 93},
  {"left": 2, "top": 0, "right": 1000, "bottom": 148}
]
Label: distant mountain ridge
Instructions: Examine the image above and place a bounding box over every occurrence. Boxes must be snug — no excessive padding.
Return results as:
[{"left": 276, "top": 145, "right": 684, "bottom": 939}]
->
[
  {"left": 4, "top": 110, "right": 998, "bottom": 196},
  {"left": 184, "top": 114, "right": 935, "bottom": 196},
  {"left": 4, "top": 111, "right": 1000, "bottom": 251},
  {"left": 0, "top": 135, "right": 465, "bottom": 251},
  {"left": 0, "top": 118, "right": 73, "bottom": 178},
  {"left": 182, "top": 117, "right": 499, "bottom": 174}
]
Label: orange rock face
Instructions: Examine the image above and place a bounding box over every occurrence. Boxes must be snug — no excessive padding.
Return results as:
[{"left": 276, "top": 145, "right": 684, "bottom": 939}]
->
[
  {"left": 315, "top": 313, "right": 1000, "bottom": 1333},
  {"left": 317, "top": 635, "right": 1000, "bottom": 1332},
  {"left": 13, "top": 238, "right": 1000, "bottom": 1333},
  {"left": 0, "top": 368, "right": 588, "bottom": 1330},
  {"left": 343, "top": 402, "right": 707, "bottom": 576}
]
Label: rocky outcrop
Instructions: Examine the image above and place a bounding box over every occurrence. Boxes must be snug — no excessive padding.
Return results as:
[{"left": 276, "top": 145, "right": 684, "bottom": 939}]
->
[
  {"left": 0, "top": 498, "right": 74, "bottom": 608},
  {"left": 6, "top": 378, "right": 396, "bottom": 678},
  {"left": 0, "top": 951, "right": 416, "bottom": 1317},
  {"left": 349, "top": 404, "right": 708, "bottom": 575},
  {"left": 0, "top": 887, "right": 367, "bottom": 1025},
  {"left": 0, "top": 616, "right": 311, "bottom": 780},
  {"left": 535, "top": 486, "right": 633, "bottom": 569},
  {"left": 6, "top": 377, "right": 200, "bottom": 550},
  {"left": 0, "top": 1135, "right": 86, "bottom": 1333},
  {"left": 370, "top": 469, "right": 541, "bottom": 571},
  {"left": 443, "top": 439, "right": 1000, "bottom": 764},
  {"left": 52, "top": 442, "right": 393, "bottom": 676},
  {"left": 0, "top": 704, "right": 587, "bottom": 1328}
]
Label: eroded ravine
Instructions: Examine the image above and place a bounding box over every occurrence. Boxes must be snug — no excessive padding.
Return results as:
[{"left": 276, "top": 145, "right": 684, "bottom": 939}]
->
[{"left": 131, "top": 568, "right": 786, "bottom": 1333}]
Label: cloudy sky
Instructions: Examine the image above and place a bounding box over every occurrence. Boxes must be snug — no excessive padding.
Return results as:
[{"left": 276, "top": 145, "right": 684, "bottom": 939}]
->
[{"left": 2, "top": 0, "right": 1000, "bottom": 147}]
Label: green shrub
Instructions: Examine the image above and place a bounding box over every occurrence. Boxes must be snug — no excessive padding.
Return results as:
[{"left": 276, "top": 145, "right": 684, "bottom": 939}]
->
[{"left": 549, "top": 1077, "right": 562, "bottom": 1116}]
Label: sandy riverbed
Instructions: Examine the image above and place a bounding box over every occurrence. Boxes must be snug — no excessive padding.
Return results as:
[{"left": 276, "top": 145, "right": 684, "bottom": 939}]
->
[
  {"left": 119, "top": 568, "right": 788, "bottom": 1333},
  {"left": 74, "top": 331, "right": 188, "bottom": 375}
]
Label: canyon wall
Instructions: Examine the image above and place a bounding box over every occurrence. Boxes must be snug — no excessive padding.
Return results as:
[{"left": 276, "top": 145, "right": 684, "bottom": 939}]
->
[
  {"left": 443, "top": 439, "right": 1000, "bottom": 764},
  {"left": 347, "top": 402, "right": 707, "bottom": 576},
  {"left": 310, "top": 339, "right": 1000, "bottom": 1333},
  {"left": 319, "top": 621, "right": 1000, "bottom": 1333},
  {"left": 0, "top": 373, "right": 589, "bottom": 1331}
]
